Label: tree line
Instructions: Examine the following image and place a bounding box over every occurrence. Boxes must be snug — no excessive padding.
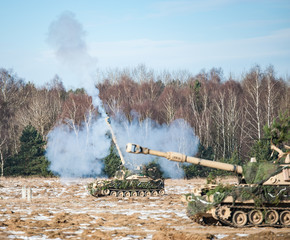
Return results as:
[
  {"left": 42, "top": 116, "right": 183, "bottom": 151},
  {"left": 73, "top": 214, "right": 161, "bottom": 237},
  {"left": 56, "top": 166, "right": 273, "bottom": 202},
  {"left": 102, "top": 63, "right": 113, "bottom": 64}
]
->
[{"left": 0, "top": 64, "right": 289, "bottom": 177}]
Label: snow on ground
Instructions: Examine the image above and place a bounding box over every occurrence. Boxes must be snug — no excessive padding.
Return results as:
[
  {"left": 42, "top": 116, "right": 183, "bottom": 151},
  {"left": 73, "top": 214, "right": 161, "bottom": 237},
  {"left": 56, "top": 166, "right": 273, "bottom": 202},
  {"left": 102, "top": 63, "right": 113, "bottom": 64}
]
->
[{"left": 0, "top": 177, "right": 289, "bottom": 240}]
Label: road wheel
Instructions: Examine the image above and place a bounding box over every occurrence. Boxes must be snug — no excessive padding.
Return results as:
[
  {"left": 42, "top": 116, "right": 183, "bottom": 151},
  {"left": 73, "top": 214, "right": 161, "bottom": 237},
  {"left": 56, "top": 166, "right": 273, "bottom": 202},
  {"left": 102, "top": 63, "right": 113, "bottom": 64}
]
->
[
  {"left": 145, "top": 191, "right": 151, "bottom": 197},
  {"left": 103, "top": 189, "right": 110, "bottom": 195},
  {"left": 110, "top": 191, "right": 117, "bottom": 197},
  {"left": 152, "top": 190, "right": 158, "bottom": 196},
  {"left": 118, "top": 191, "right": 124, "bottom": 197},
  {"left": 186, "top": 195, "right": 193, "bottom": 201},
  {"left": 139, "top": 191, "right": 145, "bottom": 197},
  {"left": 280, "top": 210, "right": 290, "bottom": 226},
  {"left": 125, "top": 191, "right": 131, "bottom": 197},
  {"left": 131, "top": 191, "right": 138, "bottom": 197},
  {"left": 265, "top": 210, "right": 279, "bottom": 225},
  {"left": 249, "top": 210, "right": 263, "bottom": 225},
  {"left": 159, "top": 189, "right": 165, "bottom": 195},
  {"left": 232, "top": 210, "right": 247, "bottom": 227}
]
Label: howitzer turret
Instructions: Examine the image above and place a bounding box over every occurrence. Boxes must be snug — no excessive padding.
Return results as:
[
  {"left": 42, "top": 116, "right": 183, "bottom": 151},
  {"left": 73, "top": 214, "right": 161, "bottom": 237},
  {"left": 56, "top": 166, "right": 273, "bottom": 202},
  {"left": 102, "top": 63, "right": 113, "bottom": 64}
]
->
[{"left": 126, "top": 143, "right": 290, "bottom": 227}]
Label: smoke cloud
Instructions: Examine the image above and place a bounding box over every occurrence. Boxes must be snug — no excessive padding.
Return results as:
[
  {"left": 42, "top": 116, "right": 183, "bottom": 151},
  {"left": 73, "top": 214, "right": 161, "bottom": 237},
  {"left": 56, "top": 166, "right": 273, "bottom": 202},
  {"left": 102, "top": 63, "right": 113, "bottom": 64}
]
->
[
  {"left": 46, "top": 120, "right": 110, "bottom": 177},
  {"left": 111, "top": 115, "right": 199, "bottom": 178},
  {"left": 46, "top": 11, "right": 110, "bottom": 177},
  {"left": 47, "top": 11, "right": 99, "bottom": 100},
  {"left": 45, "top": 11, "right": 199, "bottom": 179},
  {"left": 47, "top": 11, "right": 96, "bottom": 71}
]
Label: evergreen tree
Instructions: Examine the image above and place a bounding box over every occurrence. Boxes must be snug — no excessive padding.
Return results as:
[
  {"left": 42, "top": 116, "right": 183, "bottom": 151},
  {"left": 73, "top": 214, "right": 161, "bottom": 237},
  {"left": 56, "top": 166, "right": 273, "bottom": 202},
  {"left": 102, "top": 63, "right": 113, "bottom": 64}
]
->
[
  {"left": 141, "top": 161, "right": 163, "bottom": 179},
  {"left": 5, "top": 124, "right": 52, "bottom": 176},
  {"left": 250, "top": 112, "right": 290, "bottom": 163},
  {"left": 103, "top": 144, "right": 122, "bottom": 177},
  {"left": 249, "top": 140, "right": 272, "bottom": 162},
  {"left": 264, "top": 111, "right": 290, "bottom": 146}
]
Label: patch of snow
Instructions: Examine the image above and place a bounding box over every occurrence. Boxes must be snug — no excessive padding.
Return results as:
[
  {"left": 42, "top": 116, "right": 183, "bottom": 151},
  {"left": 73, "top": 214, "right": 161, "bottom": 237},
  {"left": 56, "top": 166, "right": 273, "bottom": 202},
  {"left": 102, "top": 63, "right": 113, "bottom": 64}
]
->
[
  {"left": 114, "top": 235, "right": 141, "bottom": 239},
  {"left": 7, "top": 233, "right": 52, "bottom": 240},
  {"left": 236, "top": 233, "right": 249, "bottom": 237},
  {"left": 146, "top": 234, "right": 153, "bottom": 240},
  {"left": 80, "top": 223, "right": 90, "bottom": 226},
  {"left": 148, "top": 203, "right": 158, "bottom": 207},
  {"left": 97, "top": 226, "right": 130, "bottom": 231},
  {"left": 7, "top": 231, "right": 26, "bottom": 235},
  {"left": 33, "top": 215, "right": 52, "bottom": 221},
  {"left": 171, "top": 226, "right": 185, "bottom": 230},
  {"left": 215, "top": 234, "right": 229, "bottom": 239},
  {"left": 150, "top": 214, "right": 171, "bottom": 220},
  {"left": 74, "top": 229, "right": 84, "bottom": 234},
  {"left": 165, "top": 186, "right": 190, "bottom": 194}
]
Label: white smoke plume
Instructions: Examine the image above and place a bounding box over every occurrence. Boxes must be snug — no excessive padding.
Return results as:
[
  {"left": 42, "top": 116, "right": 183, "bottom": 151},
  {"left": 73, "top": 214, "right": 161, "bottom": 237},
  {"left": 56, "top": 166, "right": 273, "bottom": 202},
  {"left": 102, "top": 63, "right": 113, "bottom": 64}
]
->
[
  {"left": 47, "top": 11, "right": 95, "bottom": 72},
  {"left": 46, "top": 120, "right": 109, "bottom": 177},
  {"left": 45, "top": 11, "right": 199, "bottom": 179},
  {"left": 47, "top": 11, "right": 100, "bottom": 104},
  {"left": 111, "top": 114, "right": 199, "bottom": 178},
  {"left": 46, "top": 11, "right": 110, "bottom": 177}
]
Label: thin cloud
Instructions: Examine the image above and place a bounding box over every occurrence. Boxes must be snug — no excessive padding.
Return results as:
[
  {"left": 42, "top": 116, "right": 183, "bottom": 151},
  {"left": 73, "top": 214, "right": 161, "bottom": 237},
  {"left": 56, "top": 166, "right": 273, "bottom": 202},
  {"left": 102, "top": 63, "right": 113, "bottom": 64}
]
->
[
  {"left": 149, "top": 0, "right": 233, "bottom": 17},
  {"left": 90, "top": 27, "right": 290, "bottom": 74}
]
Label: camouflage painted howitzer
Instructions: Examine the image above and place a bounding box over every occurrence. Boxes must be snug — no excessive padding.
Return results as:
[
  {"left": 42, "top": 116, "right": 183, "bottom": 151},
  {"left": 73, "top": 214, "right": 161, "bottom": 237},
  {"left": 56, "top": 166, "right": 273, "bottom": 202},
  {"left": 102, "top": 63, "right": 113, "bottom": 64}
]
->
[
  {"left": 87, "top": 117, "right": 165, "bottom": 198},
  {"left": 88, "top": 176, "right": 164, "bottom": 197},
  {"left": 126, "top": 143, "right": 290, "bottom": 227}
]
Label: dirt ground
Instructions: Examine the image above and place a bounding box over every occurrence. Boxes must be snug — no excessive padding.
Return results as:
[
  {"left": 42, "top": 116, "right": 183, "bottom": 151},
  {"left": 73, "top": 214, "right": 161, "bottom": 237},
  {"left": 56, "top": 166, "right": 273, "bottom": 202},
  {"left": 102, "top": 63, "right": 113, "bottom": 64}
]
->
[{"left": 0, "top": 177, "right": 289, "bottom": 240}]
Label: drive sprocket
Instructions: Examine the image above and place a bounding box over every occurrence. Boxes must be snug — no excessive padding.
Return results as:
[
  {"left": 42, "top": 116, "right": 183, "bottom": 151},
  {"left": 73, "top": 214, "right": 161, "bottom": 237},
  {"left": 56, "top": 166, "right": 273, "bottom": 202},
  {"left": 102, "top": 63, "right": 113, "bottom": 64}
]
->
[{"left": 218, "top": 206, "right": 231, "bottom": 220}]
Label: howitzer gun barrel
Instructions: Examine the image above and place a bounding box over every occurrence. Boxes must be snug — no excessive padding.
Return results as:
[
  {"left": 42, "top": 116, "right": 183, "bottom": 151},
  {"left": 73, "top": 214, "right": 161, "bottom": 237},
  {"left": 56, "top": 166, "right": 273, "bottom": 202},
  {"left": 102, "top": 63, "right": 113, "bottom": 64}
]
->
[
  {"left": 126, "top": 143, "right": 243, "bottom": 174},
  {"left": 106, "top": 117, "right": 125, "bottom": 165}
]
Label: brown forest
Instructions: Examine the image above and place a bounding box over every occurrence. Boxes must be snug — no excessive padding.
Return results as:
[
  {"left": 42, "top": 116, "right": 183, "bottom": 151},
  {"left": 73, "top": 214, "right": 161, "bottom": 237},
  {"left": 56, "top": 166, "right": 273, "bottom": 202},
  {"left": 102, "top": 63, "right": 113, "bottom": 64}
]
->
[{"left": 0, "top": 65, "right": 289, "bottom": 176}]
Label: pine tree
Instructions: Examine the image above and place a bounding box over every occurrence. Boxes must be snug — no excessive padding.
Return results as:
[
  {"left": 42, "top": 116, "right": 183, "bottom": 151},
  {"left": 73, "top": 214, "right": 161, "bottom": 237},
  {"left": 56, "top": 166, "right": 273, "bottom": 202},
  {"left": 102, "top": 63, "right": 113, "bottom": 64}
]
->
[
  {"left": 5, "top": 124, "right": 52, "bottom": 176},
  {"left": 103, "top": 144, "right": 122, "bottom": 178},
  {"left": 250, "top": 112, "right": 290, "bottom": 163},
  {"left": 141, "top": 161, "right": 163, "bottom": 179},
  {"left": 249, "top": 140, "right": 272, "bottom": 162},
  {"left": 264, "top": 111, "right": 290, "bottom": 146}
]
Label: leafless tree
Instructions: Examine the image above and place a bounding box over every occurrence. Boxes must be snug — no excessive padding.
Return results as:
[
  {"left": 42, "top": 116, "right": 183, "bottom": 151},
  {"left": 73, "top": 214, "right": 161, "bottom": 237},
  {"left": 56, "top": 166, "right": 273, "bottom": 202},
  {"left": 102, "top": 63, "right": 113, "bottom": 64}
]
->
[
  {"left": 59, "top": 93, "right": 96, "bottom": 135},
  {"left": 262, "top": 66, "right": 285, "bottom": 127},
  {"left": 157, "top": 85, "right": 180, "bottom": 124},
  {"left": 15, "top": 76, "right": 65, "bottom": 137},
  {"left": 242, "top": 66, "right": 264, "bottom": 141}
]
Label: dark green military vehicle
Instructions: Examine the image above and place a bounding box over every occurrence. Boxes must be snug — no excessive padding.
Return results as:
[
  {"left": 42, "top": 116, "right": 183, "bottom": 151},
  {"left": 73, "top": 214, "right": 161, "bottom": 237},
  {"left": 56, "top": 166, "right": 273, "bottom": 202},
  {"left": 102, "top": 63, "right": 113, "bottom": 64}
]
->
[{"left": 87, "top": 117, "right": 165, "bottom": 198}]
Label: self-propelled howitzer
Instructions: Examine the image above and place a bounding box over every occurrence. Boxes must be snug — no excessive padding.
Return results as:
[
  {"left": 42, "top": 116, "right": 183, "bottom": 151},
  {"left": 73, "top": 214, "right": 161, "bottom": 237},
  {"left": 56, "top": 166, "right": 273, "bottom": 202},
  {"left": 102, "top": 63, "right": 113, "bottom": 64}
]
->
[
  {"left": 126, "top": 143, "right": 290, "bottom": 227},
  {"left": 87, "top": 120, "right": 165, "bottom": 198}
]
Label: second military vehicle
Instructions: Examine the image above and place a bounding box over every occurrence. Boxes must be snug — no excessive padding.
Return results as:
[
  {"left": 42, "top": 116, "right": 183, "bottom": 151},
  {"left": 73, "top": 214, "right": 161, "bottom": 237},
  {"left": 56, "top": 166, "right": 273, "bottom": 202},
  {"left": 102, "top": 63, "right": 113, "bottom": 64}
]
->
[
  {"left": 87, "top": 118, "right": 165, "bottom": 198},
  {"left": 126, "top": 143, "right": 290, "bottom": 227}
]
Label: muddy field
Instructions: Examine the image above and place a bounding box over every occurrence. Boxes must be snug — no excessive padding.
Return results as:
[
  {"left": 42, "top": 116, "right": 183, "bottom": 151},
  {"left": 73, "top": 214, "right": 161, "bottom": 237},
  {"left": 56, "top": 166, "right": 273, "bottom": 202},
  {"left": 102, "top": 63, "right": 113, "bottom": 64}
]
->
[{"left": 0, "top": 177, "right": 289, "bottom": 240}]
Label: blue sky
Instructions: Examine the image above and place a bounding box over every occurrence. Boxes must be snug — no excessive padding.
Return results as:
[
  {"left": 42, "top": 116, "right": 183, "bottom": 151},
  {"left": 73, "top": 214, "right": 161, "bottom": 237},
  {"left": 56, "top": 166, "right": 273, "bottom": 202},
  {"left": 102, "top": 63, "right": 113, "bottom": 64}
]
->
[{"left": 1, "top": 0, "right": 289, "bottom": 88}]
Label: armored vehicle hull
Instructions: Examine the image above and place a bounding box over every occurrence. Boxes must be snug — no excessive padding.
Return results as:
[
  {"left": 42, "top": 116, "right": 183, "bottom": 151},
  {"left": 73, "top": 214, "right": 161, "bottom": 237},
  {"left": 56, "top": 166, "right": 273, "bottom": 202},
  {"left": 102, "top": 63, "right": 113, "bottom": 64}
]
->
[
  {"left": 88, "top": 176, "right": 165, "bottom": 198},
  {"left": 186, "top": 183, "right": 290, "bottom": 227}
]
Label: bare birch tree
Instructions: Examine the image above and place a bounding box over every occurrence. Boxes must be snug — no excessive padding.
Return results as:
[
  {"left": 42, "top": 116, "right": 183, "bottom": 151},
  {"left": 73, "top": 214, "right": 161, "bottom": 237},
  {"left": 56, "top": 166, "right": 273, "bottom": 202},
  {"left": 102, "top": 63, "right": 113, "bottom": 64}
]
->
[{"left": 242, "top": 66, "right": 264, "bottom": 141}]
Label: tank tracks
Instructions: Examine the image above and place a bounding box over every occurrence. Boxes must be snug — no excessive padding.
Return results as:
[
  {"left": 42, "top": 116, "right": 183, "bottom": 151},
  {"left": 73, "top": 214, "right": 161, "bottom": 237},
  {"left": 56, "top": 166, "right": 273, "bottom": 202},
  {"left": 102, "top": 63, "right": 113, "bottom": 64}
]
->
[
  {"left": 95, "top": 188, "right": 165, "bottom": 198},
  {"left": 214, "top": 204, "right": 290, "bottom": 228},
  {"left": 187, "top": 204, "right": 290, "bottom": 227}
]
